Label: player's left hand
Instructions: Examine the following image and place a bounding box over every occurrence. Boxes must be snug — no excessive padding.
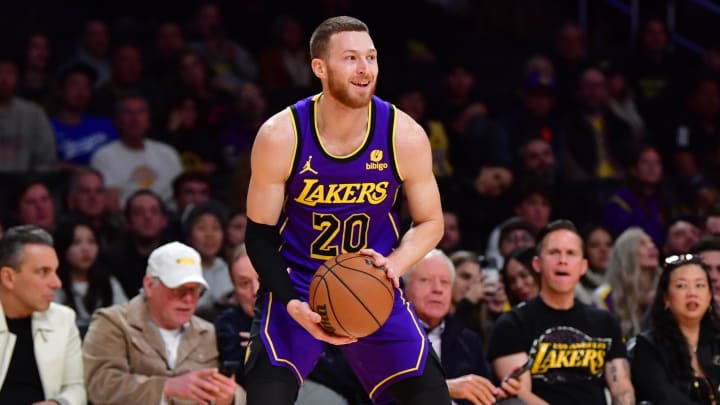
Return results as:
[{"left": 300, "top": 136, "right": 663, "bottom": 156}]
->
[{"left": 360, "top": 248, "right": 400, "bottom": 288}]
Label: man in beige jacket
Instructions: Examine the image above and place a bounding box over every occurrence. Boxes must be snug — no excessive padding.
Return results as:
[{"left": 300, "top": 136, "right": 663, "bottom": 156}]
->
[
  {"left": 83, "top": 241, "right": 239, "bottom": 404},
  {"left": 0, "top": 225, "right": 86, "bottom": 405}
]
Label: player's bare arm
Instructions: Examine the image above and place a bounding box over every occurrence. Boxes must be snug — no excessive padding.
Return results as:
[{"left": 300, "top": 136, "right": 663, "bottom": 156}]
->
[
  {"left": 605, "top": 358, "right": 635, "bottom": 405},
  {"left": 363, "top": 110, "right": 443, "bottom": 281},
  {"left": 493, "top": 353, "right": 549, "bottom": 405}
]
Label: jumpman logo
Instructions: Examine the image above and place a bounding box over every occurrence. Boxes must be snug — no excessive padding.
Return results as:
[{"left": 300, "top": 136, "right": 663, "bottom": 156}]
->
[{"left": 299, "top": 155, "right": 319, "bottom": 175}]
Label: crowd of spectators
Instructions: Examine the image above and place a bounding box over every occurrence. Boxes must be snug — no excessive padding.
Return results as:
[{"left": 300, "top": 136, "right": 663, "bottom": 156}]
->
[{"left": 2, "top": 0, "right": 720, "bottom": 403}]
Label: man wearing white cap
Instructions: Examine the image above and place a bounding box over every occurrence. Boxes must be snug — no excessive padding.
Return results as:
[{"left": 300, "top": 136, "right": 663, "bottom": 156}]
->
[{"left": 82, "top": 241, "right": 240, "bottom": 405}]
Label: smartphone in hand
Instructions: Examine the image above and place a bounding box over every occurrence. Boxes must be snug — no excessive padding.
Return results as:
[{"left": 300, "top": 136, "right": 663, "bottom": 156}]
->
[{"left": 507, "top": 357, "right": 533, "bottom": 380}]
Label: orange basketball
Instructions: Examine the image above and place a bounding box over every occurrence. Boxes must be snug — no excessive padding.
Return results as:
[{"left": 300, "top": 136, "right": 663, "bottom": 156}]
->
[{"left": 309, "top": 253, "right": 395, "bottom": 338}]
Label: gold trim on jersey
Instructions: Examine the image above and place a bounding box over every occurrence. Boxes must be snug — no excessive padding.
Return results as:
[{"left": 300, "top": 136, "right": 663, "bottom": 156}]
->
[
  {"left": 389, "top": 104, "right": 404, "bottom": 182},
  {"left": 263, "top": 292, "right": 304, "bottom": 384},
  {"left": 368, "top": 288, "right": 426, "bottom": 399},
  {"left": 388, "top": 213, "right": 400, "bottom": 240},
  {"left": 287, "top": 106, "right": 300, "bottom": 179},
  {"left": 312, "top": 93, "right": 373, "bottom": 159}
]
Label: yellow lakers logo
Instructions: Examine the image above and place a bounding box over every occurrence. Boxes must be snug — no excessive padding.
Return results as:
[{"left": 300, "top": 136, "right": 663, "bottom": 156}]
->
[
  {"left": 531, "top": 341, "right": 608, "bottom": 375},
  {"left": 299, "top": 155, "right": 319, "bottom": 175},
  {"left": 294, "top": 178, "right": 389, "bottom": 206},
  {"left": 366, "top": 149, "right": 388, "bottom": 171}
]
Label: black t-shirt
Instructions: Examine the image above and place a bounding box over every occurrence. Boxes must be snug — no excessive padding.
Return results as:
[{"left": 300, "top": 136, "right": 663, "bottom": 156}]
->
[
  {"left": 487, "top": 296, "right": 626, "bottom": 405},
  {"left": 0, "top": 316, "right": 44, "bottom": 403}
]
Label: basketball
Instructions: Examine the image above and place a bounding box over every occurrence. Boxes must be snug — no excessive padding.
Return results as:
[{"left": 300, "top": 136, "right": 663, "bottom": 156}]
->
[{"left": 309, "top": 253, "right": 395, "bottom": 338}]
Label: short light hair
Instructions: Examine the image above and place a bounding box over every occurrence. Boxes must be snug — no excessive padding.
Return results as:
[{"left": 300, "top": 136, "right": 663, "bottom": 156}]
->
[
  {"left": 403, "top": 249, "right": 455, "bottom": 283},
  {"left": 309, "top": 16, "right": 369, "bottom": 59}
]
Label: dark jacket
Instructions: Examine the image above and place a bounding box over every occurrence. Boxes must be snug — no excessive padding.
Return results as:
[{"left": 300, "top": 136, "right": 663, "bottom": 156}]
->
[{"left": 629, "top": 328, "right": 720, "bottom": 405}]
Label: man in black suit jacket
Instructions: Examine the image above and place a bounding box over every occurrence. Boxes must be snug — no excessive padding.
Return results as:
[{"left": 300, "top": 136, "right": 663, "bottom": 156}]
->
[{"left": 404, "top": 249, "right": 524, "bottom": 405}]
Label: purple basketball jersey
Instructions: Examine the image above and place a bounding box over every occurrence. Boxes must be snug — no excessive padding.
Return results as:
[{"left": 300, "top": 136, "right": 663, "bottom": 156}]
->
[{"left": 257, "top": 94, "right": 429, "bottom": 404}]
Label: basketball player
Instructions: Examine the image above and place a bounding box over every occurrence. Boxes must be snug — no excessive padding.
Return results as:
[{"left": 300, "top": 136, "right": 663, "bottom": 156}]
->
[{"left": 245, "top": 16, "right": 451, "bottom": 405}]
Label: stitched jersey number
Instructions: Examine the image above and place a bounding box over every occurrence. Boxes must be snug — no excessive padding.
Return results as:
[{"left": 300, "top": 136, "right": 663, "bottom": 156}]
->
[{"left": 311, "top": 213, "right": 370, "bottom": 260}]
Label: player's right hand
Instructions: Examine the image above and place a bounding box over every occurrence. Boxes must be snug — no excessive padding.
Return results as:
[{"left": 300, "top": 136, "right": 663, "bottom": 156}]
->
[
  {"left": 286, "top": 299, "right": 357, "bottom": 345},
  {"left": 447, "top": 374, "right": 499, "bottom": 405}
]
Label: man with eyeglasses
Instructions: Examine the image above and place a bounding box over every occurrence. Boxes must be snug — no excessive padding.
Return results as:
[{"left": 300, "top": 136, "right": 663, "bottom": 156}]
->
[
  {"left": 83, "top": 241, "right": 240, "bottom": 405},
  {"left": 690, "top": 237, "right": 720, "bottom": 316}
]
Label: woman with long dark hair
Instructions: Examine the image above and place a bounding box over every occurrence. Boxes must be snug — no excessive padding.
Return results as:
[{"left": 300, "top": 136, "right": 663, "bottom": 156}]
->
[
  {"left": 54, "top": 218, "right": 127, "bottom": 336},
  {"left": 630, "top": 254, "right": 720, "bottom": 404}
]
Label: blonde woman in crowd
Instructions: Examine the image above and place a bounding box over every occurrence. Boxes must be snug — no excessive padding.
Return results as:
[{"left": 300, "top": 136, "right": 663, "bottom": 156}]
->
[{"left": 593, "top": 227, "right": 660, "bottom": 338}]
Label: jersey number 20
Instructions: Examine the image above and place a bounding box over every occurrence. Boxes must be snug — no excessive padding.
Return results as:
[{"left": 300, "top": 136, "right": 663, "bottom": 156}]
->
[{"left": 311, "top": 212, "right": 370, "bottom": 259}]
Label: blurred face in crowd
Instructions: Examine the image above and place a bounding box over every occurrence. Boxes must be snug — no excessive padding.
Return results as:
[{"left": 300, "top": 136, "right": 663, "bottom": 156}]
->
[
  {"left": 534, "top": 229, "right": 587, "bottom": 297},
  {"left": 439, "top": 212, "right": 461, "bottom": 253},
  {"left": 637, "top": 233, "right": 659, "bottom": 269},
  {"left": 445, "top": 65, "right": 475, "bottom": 99},
  {"left": 706, "top": 216, "right": 720, "bottom": 238},
  {"left": 689, "top": 79, "right": 720, "bottom": 121},
  {"left": 522, "top": 90, "right": 555, "bottom": 119},
  {"left": 698, "top": 250, "right": 720, "bottom": 305},
  {"left": 396, "top": 89, "right": 425, "bottom": 122},
  {"left": 585, "top": 228, "right": 612, "bottom": 273},
  {"left": 235, "top": 82, "right": 267, "bottom": 122},
  {"left": 522, "top": 139, "right": 555, "bottom": 172},
  {"left": 451, "top": 258, "right": 480, "bottom": 304},
  {"left": 82, "top": 20, "right": 109, "bottom": 58},
  {"left": 0, "top": 61, "right": 18, "bottom": 101},
  {"left": 515, "top": 194, "right": 551, "bottom": 232},
  {"left": 188, "top": 213, "right": 223, "bottom": 262},
  {"left": 642, "top": 19, "right": 669, "bottom": 56},
  {"left": 230, "top": 254, "right": 259, "bottom": 317},
  {"left": 664, "top": 264, "right": 712, "bottom": 325},
  {"left": 500, "top": 228, "right": 535, "bottom": 258},
  {"left": 68, "top": 172, "right": 105, "bottom": 219},
  {"left": 606, "top": 71, "right": 627, "bottom": 100},
  {"left": 405, "top": 252, "right": 453, "bottom": 329},
  {"left": 0, "top": 243, "right": 61, "bottom": 318},
  {"left": 26, "top": 33, "right": 50, "bottom": 69},
  {"left": 475, "top": 166, "right": 513, "bottom": 197},
  {"left": 556, "top": 23, "right": 584, "bottom": 62},
  {"left": 226, "top": 213, "right": 247, "bottom": 248},
  {"left": 630, "top": 147, "right": 662, "bottom": 185},
  {"left": 112, "top": 45, "right": 142, "bottom": 86},
  {"left": 18, "top": 183, "right": 55, "bottom": 231},
  {"left": 144, "top": 276, "right": 203, "bottom": 329},
  {"left": 60, "top": 72, "right": 93, "bottom": 113},
  {"left": 65, "top": 225, "right": 99, "bottom": 273},
  {"left": 505, "top": 257, "right": 539, "bottom": 303},
  {"left": 278, "top": 17, "right": 304, "bottom": 49},
  {"left": 320, "top": 31, "right": 378, "bottom": 109},
  {"left": 196, "top": 3, "right": 221, "bottom": 37},
  {"left": 116, "top": 97, "right": 150, "bottom": 145},
  {"left": 126, "top": 194, "right": 167, "bottom": 241},
  {"left": 664, "top": 221, "right": 701, "bottom": 256},
  {"left": 176, "top": 180, "right": 210, "bottom": 213},
  {"left": 156, "top": 22, "right": 185, "bottom": 58},
  {"left": 179, "top": 52, "right": 207, "bottom": 90},
  {"left": 578, "top": 68, "right": 608, "bottom": 112}
]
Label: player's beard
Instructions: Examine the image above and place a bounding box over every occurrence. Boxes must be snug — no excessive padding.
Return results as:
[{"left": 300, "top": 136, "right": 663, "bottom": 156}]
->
[{"left": 326, "top": 69, "right": 376, "bottom": 108}]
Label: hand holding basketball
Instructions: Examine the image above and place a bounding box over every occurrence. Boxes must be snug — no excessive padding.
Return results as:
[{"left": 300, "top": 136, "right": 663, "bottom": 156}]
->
[
  {"left": 286, "top": 299, "right": 357, "bottom": 345},
  {"left": 359, "top": 248, "right": 400, "bottom": 288}
]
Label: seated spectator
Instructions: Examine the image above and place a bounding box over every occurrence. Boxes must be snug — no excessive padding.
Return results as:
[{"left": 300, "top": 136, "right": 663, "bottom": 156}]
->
[
  {"left": 515, "top": 137, "right": 560, "bottom": 186},
  {"left": 601, "top": 143, "right": 670, "bottom": 247},
  {"left": 0, "top": 53, "right": 56, "bottom": 173},
  {"left": 488, "top": 220, "right": 634, "bottom": 405},
  {"left": 438, "top": 208, "right": 463, "bottom": 254},
  {"left": 62, "top": 18, "right": 111, "bottom": 88},
  {"left": 215, "top": 244, "right": 259, "bottom": 388},
  {"left": 64, "top": 167, "right": 123, "bottom": 249},
  {"left": 53, "top": 218, "right": 127, "bottom": 336},
  {"left": 690, "top": 237, "right": 720, "bottom": 318},
  {"left": 147, "top": 20, "right": 187, "bottom": 83},
  {"left": 663, "top": 216, "right": 702, "bottom": 257},
  {"left": 218, "top": 81, "right": 267, "bottom": 174},
  {"left": 0, "top": 225, "right": 85, "bottom": 404},
  {"left": 593, "top": 227, "right": 660, "bottom": 339},
  {"left": 258, "top": 15, "right": 313, "bottom": 93},
  {"left": 404, "top": 249, "right": 521, "bottom": 405},
  {"left": 50, "top": 62, "right": 117, "bottom": 169},
  {"left": 106, "top": 190, "right": 169, "bottom": 298},
  {"left": 8, "top": 178, "right": 56, "bottom": 232},
  {"left": 90, "top": 93, "right": 183, "bottom": 210},
  {"left": 704, "top": 204, "right": 720, "bottom": 238},
  {"left": 575, "top": 223, "right": 613, "bottom": 304},
  {"left": 496, "top": 217, "right": 537, "bottom": 268},
  {"left": 223, "top": 210, "right": 247, "bottom": 263},
  {"left": 501, "top": 246, "right": 539, "bottom": 306},
  {"left": 82, "top": 241, "right": 239, "bottom": 404},
  {"left": 603, "top": 61, "right": 645, "bottom": 139},
  {"left": 182, "top": 200, "right": 233, "bottom": 320},
  {"left": 166, "top": 171, "right": 212, "bottom": 240},
  {"left": 629, "top": 254, "right": 720, "bottom": 403},
  {"left": 17, "top": 31, "right": 55, "bottom": 111}
]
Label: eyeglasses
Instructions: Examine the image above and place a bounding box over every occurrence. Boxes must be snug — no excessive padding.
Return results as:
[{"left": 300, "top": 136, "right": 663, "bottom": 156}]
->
[
  {"left": 664, "top": 254, "right": 702, "bottom": 267},
  {"left": 154, "top": 278, "right": 206, "bottom": 299}
]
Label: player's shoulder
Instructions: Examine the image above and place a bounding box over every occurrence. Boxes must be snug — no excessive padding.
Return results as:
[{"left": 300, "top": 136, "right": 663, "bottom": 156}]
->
[
  {"left": 392, "top": 106, "right": 426, "bottom": 138},
  {"left": 256, "top": 108, "right": 296, "bottom": 145}
]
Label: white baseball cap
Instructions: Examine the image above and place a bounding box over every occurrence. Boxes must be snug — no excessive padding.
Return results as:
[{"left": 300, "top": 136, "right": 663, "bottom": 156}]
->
[{"left": 146, "top": 242, "right": 209, "bottom": 289}]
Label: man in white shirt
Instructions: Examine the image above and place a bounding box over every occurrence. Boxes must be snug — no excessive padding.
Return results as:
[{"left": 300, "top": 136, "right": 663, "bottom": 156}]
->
[
  {"left": 82, "top": 241, "right": 239, "bottom": 405},
  {"left": 90, "top": 93, "right": 182, "bottom": 211}
]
